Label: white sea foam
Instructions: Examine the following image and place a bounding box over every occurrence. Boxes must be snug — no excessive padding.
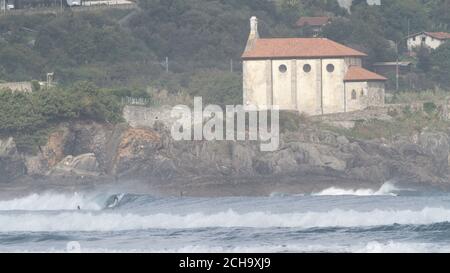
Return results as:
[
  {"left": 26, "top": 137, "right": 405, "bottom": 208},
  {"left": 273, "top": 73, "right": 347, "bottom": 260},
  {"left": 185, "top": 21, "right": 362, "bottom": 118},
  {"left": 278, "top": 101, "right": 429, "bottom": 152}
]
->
[
  {"left": 0, "top": 193, "right": 101, "bottom": 211},
  {"left": 355, "top": 241, "right": 450, "bottom": 253},
  {"left": 11, "top": 241, "right": 450, "bottom": 253},
  {"left": 159, "top": 241, "right": 450, "bottom": 253},
  {"left": 313, "top": 181, "right": 399, "bottom": 196},
  {"left": 1, "top": 206, "right": 450, "bottom": 232}
]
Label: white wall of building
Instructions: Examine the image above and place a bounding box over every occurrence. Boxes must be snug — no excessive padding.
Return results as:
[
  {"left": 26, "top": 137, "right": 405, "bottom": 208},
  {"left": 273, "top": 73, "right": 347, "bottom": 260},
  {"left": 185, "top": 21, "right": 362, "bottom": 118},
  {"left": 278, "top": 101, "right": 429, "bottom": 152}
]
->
[
  {"left": 367, "top": 82, "right": 385, "bottom": 106},
  {"left": 0, "top": 82, "right": 33, "bottom": 93},
  {"left": 322, "top": 58, "right": 346, "bottom": 114},
  {"left": 243, "top": 60, "right": 272, "bottom": 109},
  {"left": 344, "top": 81, "right": 385, "bottom": 112},
  {"left": 345, "top": 81, "right": 367, "bottom": 112},
  {"left": 272, "top": 60, "right": 294, "bottom": 110},
  {"left": 243, "top": 56, "right": 384, "bottom": 115},
  {"left": 407, "top": 34, "right": 446, "bottom": 51},
  {"left": 296, "top": 59, "right": 322, "bottom": 115}
]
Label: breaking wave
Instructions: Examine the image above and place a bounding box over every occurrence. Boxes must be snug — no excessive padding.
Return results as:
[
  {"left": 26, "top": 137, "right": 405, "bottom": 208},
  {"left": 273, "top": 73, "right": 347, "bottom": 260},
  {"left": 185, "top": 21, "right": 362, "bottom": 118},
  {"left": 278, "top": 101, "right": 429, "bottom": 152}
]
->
[
  {"left": 1, "top": 207, "right": 450, "bottom": 232},
  {"left": 0, "top": 193, "right": 102, "bottom": 211},
  {"left": 313, "top": 182, "right": 399, "bottom": 196},
  {"left": 0, "top": 180, "right": 403, "bottom": 213}
]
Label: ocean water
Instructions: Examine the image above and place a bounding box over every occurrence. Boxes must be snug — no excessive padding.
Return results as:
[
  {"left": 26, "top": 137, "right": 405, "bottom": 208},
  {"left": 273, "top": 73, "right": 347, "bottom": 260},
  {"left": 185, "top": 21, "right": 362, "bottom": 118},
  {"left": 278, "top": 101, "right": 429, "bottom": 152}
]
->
[{"left": 1, "top": 182, "right": 450, "bottom": 253}]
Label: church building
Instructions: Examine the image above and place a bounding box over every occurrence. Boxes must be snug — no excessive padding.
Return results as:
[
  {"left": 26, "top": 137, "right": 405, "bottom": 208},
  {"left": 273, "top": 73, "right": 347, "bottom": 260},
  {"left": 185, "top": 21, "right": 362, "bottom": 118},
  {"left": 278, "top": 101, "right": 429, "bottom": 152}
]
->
[{"left": 242, "top": 17, "right": 387, "bottom": 115}]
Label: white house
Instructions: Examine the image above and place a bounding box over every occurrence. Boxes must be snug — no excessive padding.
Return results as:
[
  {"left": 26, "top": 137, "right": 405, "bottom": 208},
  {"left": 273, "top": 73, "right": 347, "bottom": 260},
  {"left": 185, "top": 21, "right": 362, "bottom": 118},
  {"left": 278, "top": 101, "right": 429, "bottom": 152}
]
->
[
  {"left": 242, "top": 17, "right": 386, "bottom": 115},
  {"left": 337, "top": 0, "right": 381, "bottom": 12},
  {"left": 407, "top": 32, "right": 450, "bottom": 51},
  {"left": 0, "top": 82, "right": 33, "bottom": 93},
  {"left": 296, "top": 16, "right": 331, "bottom": 36}
]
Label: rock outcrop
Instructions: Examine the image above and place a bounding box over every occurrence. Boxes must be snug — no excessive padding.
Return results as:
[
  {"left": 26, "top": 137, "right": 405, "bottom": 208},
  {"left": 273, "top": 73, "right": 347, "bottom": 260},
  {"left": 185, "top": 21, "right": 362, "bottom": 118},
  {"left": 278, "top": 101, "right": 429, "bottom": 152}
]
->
[
  {"left": 49, "top": 153, "right": 101, "bottom": 177},
  {"left": 0, "top": 138, "right": 26, "bottom": 183},
  {"left": 2, "top": 117, "right": 450, "bottom": 195}
]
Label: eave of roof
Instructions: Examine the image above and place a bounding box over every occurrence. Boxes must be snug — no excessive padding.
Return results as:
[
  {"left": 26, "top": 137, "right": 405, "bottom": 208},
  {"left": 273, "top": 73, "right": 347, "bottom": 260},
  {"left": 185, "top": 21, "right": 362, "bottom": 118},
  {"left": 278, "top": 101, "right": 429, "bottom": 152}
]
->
[
  {"left": 426, "top": 32, "right": 450, "bottom": 40},
  {"left": 296, "top": 16, "right": 331, "bottom": 27},
  {"left": 407, "top": 31, "right": 450, "bottom": 40},
  {"left": 344, "top": 66, "right": 387, "bottom": 82}
]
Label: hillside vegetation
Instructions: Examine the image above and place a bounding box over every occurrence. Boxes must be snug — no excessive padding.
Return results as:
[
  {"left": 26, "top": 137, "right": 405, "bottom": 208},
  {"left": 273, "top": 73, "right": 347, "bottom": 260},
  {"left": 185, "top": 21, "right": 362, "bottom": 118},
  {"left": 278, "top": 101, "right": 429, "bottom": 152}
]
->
[
  {"left": 0, "top": 0, "right": 448, "bottom": 92},
  {"left": 1, "top": 0, "right": 450, "bottom": 152}
]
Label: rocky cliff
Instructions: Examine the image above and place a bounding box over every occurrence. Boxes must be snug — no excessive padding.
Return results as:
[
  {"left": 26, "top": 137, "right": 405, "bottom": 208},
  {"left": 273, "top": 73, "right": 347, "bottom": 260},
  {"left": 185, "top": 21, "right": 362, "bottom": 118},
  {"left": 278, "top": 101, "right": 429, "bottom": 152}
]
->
[
  {"left": 0, "top": 138, "right": 27, "bottom": 183},
  {"left": 1, "top": 111, "right": 450, "bottom": 196}
]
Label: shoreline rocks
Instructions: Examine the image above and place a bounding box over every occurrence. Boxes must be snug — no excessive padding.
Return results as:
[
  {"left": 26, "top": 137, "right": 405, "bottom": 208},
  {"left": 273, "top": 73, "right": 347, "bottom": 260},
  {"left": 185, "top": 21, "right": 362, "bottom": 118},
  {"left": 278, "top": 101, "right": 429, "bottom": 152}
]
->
[{"left": 1, "top": 119, "right": 450, "bottom": 195}]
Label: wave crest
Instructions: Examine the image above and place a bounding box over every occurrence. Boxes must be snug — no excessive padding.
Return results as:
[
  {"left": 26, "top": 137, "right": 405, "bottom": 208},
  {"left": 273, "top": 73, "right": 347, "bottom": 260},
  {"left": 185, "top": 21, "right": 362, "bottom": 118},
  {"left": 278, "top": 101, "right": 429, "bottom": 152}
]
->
[
  {"left": 1, "top": 207, "right": 450, "bottom": 231},
  {"left": 313, "top": 182, "right": 399, "bottom": 196},
  {"left": 0, "top": 193, "right": 102, "bottom": 211}
]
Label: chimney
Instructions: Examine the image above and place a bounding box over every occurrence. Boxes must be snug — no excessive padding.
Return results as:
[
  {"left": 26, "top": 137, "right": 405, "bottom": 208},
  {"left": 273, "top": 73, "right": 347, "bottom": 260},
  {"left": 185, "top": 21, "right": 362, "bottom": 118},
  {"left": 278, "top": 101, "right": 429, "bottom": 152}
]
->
[{"left": 245, "top": 16, "right": 259, "bottom": 52}]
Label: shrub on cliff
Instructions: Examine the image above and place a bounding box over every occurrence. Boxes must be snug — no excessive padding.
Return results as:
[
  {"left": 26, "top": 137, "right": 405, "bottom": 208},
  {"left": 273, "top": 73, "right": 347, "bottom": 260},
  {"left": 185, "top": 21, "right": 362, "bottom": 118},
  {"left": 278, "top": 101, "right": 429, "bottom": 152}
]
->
[
  {"left": 187, "top": 70, "right": 242, "bottom": 107},
  {"left": 0, "top": 82, "right": 124, "bottom": 153},
  {"left": 430, "top": 43, "right": 450, "bottom": 87}
]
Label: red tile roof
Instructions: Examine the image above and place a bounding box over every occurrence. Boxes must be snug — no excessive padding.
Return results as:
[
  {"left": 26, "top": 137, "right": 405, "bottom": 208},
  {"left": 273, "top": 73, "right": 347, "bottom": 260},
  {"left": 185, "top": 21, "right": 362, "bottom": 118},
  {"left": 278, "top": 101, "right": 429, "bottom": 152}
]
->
[
  {"left": 296, "top": 17, "right": 331, "bottom": 27},
  {"left": 425, "top": 32, "right": 450, "bottom": 40},
  {"left": 344, "top": 66, "right": 387, "bottom": 82},
  {"left": 242, "top": 38, "right": 366, "bottom": 59},
  {"left": 408, "top": 31, "right": 450, "bottom": 40}
]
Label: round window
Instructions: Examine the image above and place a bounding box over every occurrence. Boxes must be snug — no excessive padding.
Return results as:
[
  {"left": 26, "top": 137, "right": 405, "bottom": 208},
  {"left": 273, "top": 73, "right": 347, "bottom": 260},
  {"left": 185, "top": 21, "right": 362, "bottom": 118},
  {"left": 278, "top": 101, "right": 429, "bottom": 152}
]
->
[
  {"left": 279, "top": 64, "right": 287, "bottom": 73},
  {"left": 326, "top": 64, "right": 335, "bottom": 73},
  {"left": 303, "top": 64, "right": 311, "bottom": 73}
]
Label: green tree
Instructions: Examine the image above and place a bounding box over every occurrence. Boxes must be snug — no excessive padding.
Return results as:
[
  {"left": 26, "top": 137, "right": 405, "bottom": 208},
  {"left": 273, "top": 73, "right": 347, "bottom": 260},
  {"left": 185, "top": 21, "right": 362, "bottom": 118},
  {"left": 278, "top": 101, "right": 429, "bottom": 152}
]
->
[
  {"left": 381, "top": 0, "right": 429, "bottom": 42},
  {"left": 430, "top": 42, "right": 450, "bottom": 86},
  {"left": 322, "top": 7, "right": 396, "bottom": 64},
  {"left": 417, "top": 47, "right": 432, "bottom": 72},
  {"left": 188, "top": 70, "right": 242, "bottom": 107},
  {"left": 0, "top": 82, "right": 124, "bottom": 153}
]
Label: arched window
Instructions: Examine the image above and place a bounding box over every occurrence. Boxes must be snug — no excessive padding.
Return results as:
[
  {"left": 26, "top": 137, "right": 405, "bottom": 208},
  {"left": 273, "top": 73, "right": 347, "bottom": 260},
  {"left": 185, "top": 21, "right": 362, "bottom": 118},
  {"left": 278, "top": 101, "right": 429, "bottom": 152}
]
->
[
  {"left": 326, "top": 64, "right": 335, "bottom": 73},
  {"left": 303, "top": 64, "right": 311, "bottom": 73},
  {"left": 279, "top": 65, "right": 287, "bottom": 73},
  {"left": 351, "top": 90, "right": 357, "bottom": 100}
]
